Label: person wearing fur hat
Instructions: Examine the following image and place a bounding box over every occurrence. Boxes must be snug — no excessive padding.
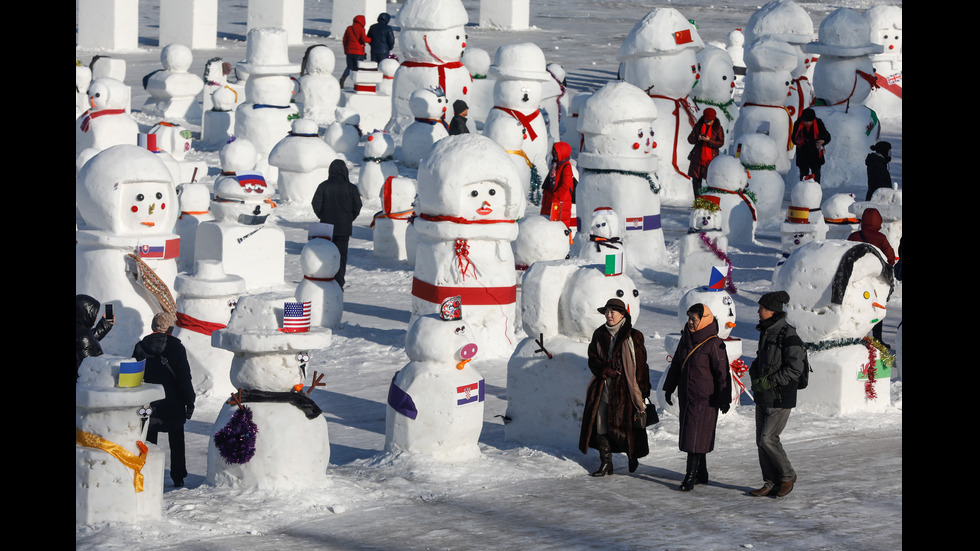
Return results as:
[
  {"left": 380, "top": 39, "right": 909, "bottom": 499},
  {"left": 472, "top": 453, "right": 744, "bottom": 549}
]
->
[
  {"left": 865, "top": 141, "right": 892, "bottom": 201},
  {"left": 132, "top": 312, "right": 196, "bottom": 487},
  {"left": 791, "top": 108, "right": 831, "bottom": 183},
  {"left": 579, "top": 298, "right": 651, "bottom": 476},
  {"left": 748, "top": 291, "right": 805, "bottom": 497},
  {"left": 687, "top": 107, "right": 725, "bottom": 198},
  {"left": 663, "top": 303, "right": 732, "bottom": 491}
]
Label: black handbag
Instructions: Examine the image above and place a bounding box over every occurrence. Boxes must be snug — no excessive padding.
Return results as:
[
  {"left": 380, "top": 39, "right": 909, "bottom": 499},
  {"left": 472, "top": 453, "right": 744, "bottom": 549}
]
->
[{"left": 634, "top": 398, "right": 659, "bottom": 428}]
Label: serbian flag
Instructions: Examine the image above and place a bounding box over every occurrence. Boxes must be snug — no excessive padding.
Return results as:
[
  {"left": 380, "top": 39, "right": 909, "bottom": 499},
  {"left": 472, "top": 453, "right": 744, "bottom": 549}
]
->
[
  {"left": 456, "top": 379, "right": 485, "bottom": 406},
  {"left": 604, "top": 252, "right": 623, "bottom": 276},
  {"left": 137, "top": 237, "right": 180, "bottom": 259},
  {"left": 281, "top": 301, "right": 312, "bottom": 332},
  {"left": 673, "top": 29, "right": 693, "bottom": 45},
  {"left": 117, "top": 359, "right": 146, "bottom": 388}
]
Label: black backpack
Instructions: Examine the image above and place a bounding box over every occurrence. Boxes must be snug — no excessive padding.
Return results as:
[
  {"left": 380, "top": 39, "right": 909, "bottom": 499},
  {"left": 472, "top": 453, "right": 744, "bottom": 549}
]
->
[{"left": 777, "top": 325, "right": 812, "bottom": 390}]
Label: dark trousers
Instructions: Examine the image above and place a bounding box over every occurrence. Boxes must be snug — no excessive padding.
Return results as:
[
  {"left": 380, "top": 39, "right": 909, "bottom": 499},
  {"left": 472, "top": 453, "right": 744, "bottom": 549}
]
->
[
  {"left": 755, "top": 406, "right": 795, "bottom": 487},
  {"left": 341, "top": 54, "right": 365, "bottom": 80},
  {"left": 147, "top": 423, "right": 187, "bottom": 483},
  {"left": 333, "top": 236, "right": 350, "bottom": 288}
]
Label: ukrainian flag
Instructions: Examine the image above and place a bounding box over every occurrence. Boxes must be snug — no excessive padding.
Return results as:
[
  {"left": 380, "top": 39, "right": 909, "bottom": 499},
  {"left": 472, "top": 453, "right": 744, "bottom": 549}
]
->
[{"left": 117, "top": 360, "right": 146, "bottom": 388}]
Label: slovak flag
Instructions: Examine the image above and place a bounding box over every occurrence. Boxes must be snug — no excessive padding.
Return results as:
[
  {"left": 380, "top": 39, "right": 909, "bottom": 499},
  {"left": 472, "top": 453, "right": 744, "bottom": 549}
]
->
[
  {"left": 281, "top": 301, "right": 312, "bottom": 332},
  {"left": 456, "top": 379, "right": 485, "bottom": 406},
  {"left": 137, "top": 237, "right": 180, "bottom": 259}
]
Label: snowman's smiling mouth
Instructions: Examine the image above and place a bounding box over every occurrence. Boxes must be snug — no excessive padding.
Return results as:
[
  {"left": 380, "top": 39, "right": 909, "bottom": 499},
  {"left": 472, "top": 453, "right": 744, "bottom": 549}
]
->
[{"left": 476, "top": 201, "right": 493, "bottom": 216}]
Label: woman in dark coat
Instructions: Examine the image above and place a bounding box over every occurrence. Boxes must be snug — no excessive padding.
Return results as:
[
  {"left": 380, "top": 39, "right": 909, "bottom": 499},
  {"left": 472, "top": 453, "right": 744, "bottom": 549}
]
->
[
  {"left": 792, "top": 107, "right": 831, "bottom": 182},
  {"left": 579, "top": 298, "right": 651, "bottom": 476},
  {"left": 687, "top": 108, "right": 724, "bottom": 198},
  {"left": 76, "top": 294, "right": 113, "bottom": 380},
  {"left": 663, "top": 303, "right": 732, "bottom": 491},
  {"left": 311, "top": 159, "right": 363, "bottom": 288},
  {"left": 865, "top": 141, "right": 891, "bottom": 201}
]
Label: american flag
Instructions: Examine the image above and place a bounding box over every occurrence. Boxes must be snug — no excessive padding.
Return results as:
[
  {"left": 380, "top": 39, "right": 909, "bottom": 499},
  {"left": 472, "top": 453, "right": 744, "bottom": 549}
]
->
[{"left": 282, "top": 301, "right": 311, "bottom": 332}]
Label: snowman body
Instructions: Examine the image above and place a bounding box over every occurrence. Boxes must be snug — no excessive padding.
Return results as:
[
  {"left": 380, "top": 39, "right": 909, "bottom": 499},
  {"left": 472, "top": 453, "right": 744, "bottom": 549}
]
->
[
  {"left": 693, "top": 45, "right": 739, "bottom": 153},
  {"left": 295, "top": 237, "right": 344, "bottom": 328},
  {"left": 677, "top": 207, "right": 730, "bottom": 291},
  {"left": 733, "top": 133, "right": 784, "bottom": 224},
  {"left": 373, "top": 176, "right": 417, "bottom": 261},
  {"left": 142, "top": 43, "right": 205, "bottom": 123},
  {"left": 699, "top": 156, "right": 758, "bottom": 245},
  {"left": 76, "top": 78, "right": 139, "bottom": 158},
  {"left": 358, "top": 131, "right": 399, "bottom": 203},
  {"left": 862, "top": 5, "right": 902, "bottom": 120},
  {"left": 297, "top": 45, "right": 341, "bottom": 127},
  {"left": 401, "top": 88, "right": 451, "bottom": 168},
  {"left": 268, "top": 118, "right": 337, "bottom": 206}
]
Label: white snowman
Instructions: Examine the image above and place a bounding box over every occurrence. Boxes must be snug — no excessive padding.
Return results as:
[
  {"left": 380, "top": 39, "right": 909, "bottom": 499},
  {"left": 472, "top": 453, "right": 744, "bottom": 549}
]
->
[
  {"left": 863, "top": 5, "right": 902, "bottom": 120},
  {"left": 574, "top": 206, "right": 623, "bottom": 265},
  {"left": 388, "top": 0, "right": 471, "bottom": 135},
  {"left": 297, "top": 44, "right": 341, "bottom": 127},
  {"left": 541, "top": 62, "right": 570, "bottom": 143},
  {"left": 378, "top": 58, "right": 399, "bottom": 97},
  {"left": 726, "top": 29, "right": 747, "bottom": 79},
  {"left": 461, "top": 47, "right": 494, "bottom": 126},
  {"left": 410, "top": 134, "right": 526, "bottom": 359},
  {"left": 803, "top": 8, "right": 884, "bottom": 189},
  {"left": 677, "top": 202, "right": 731, "bottom": 292},
  {"left": 513, "top": 214, "right": 571, "bottom": 271},
  {"left": 693, "top": 45, "right": 738, "bottom": 153},
  {"left": 75, "top": 145, "right": 181, "bottom": 356},
  {"left": 734, "top": 132, "right": 784, "bottom": 224},
  {"left": 821, "top": 192, "right": 859, "bottom": 240},
  {"left": 208, "top": 293, "right": 332, "bottom": 490},
  {"left": 400, "top": 87, "right": 451, "bottom": 168},
  {"left": 731, "top": 37, "right": 798, "bottom": 175},
  {"left": 483, "top": 42, "right": 553, "bottom": 195},
  {"left": 372, "top": 176, "right": 417, "bottom": 262},
  {"left": 560, "top": 91, "right": 591, "bottom": 158},
  {"left": 776, "top": 176, "right": 827, "bottom": 277},
  {"left": 323, "top": 106, "right": 363, "bottom": 161},
  {"left": 172, "top": 259, "right": 245, "bottom": 398},
  {"left": 505, "top": 259, "right": 641, "bottom": 450},
  {"left": 268, "top": 118, "right": 337, "bottom": 206},
  {"left": 385, "top": 296, "right": 485, "bottom": 462},
  {"left": 141, "top": 43, "right": 205, "bottom": 124},
  {"left": 358, "top": 130, "right": 399, "bottom": 204},
  {"left": 699, "top": 156, "right": 758, "bottom": 246},
  {"left": 76, "top": 77, "right": 139, "bottom": 160},
  {"left": 774, "top": 240, "right": 895, "bottom": 415},
  {"left": 295, "top": 231, "right": 344, "bottom": 329},
  {"left": 234, "top": 27, "right": 301, "bottom": 183},
  {"left": 196, "top": 138, "right": 285, "bottom": 291},
  {"left": 174, "top": 182, "right": 214, "bottom": 274},
  {"left": 574, "top": 81, "right": 667, "bottom": 269},
  {"left": 201, "top": 84, "right": 239, "bottom": 149},
  {"left": 76, "top": 63, "right": 92, "bottom": 120},
  {"left": 618, "top": 7, "right": 704, "bottom": 206}
]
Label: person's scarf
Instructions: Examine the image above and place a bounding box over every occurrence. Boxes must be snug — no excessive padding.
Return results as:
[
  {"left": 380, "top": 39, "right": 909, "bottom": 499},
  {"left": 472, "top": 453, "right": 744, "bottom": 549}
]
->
[{"left": 698, "top": 121, "right": 716, "bottom": 165}]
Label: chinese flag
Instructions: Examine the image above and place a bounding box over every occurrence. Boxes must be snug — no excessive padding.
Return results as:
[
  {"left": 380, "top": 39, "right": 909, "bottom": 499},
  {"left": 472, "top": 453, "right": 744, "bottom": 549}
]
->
[{"left": 674, "top": 29, "right": 693, "bottom": 45}]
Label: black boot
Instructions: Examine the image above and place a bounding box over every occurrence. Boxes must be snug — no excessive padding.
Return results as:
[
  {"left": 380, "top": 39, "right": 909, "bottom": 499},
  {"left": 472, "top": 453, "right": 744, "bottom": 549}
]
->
[
  {"left": 680, "top": 453, "right": 701, "bottom": 491},
  {"left": 591, "top": 435, "right": 613, "bottom": 477},
  {"left": 697, "top": 453, "right": 709, "bottom": 484},
  {"left": 628, "top": 454, "right": 639, "bottom": 473}
]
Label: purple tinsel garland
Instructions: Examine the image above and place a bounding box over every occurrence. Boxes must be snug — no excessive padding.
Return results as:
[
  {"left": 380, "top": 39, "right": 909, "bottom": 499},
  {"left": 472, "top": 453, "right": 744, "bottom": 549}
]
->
[
  {"left": 698, "top": 232, "right": 737, "bottom": 294},
  {"left": 213, "top": 406, "right": 258, "bottom": 464}
]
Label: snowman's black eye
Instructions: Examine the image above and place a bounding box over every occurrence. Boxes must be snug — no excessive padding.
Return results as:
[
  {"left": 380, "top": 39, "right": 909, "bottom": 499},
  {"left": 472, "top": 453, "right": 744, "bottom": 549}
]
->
[{"left": 136, "top": 194, "right": 145, "bottom": 201}]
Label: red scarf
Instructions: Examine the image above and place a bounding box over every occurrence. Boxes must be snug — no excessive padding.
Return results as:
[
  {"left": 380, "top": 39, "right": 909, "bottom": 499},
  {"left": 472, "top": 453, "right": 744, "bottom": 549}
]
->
[
  {"left": 79, "top": 108, "right": 126, "bottom": 132},
  {"left": 650, "top": 95, "right": 699, "bottom": 178},
  {"left": 175, "top": 312, "right": 227, "bottom": 336},
  {"left": 493, "top": 106, "right": 541, "bottom": 141},
  {"left": 401, "top": 60, "right": 466, "bottom": 98},
  {"left": 698, "top": 122, "right": 716, "bottom": 165}
]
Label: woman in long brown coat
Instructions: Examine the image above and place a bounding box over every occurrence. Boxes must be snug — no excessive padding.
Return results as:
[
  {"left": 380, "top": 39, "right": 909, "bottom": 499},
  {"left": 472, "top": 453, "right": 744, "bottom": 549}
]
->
[
  {"left": 579, "top": 298, "right": 651, "bottom": 476},
  {"left": 663, "top": 303, "right": 732, "bottom": 491}
]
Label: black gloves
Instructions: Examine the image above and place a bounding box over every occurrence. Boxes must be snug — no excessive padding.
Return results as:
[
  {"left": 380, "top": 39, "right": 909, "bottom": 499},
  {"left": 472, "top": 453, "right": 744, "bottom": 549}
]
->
[
  {"left": 664, "top": 393, "right": 673, "bottom": 406},
  {"left": 185, "top": 404, "right": 195, "bottom": 420}
]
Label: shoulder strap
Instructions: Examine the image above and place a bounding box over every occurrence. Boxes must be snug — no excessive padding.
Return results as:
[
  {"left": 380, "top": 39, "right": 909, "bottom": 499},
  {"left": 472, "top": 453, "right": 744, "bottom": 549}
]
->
[
  {"left": 681, "top": 335, "right": 716, "bottom": 370},
  {"left": 158, "top": 354, "right": 178, "bottom": 380}
]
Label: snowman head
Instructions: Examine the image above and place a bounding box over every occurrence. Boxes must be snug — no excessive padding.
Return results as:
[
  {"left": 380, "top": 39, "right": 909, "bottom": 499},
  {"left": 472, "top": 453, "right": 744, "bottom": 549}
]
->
[
  {"left": 86, "top": 77, "right": 128, "bottom": 110},
  {"left": 578, "top": 81, "right": 659, "bottom": 171},
  {"left": 589, "top": 207, "right": 622, "bottom": 239},
  {"left": 405, "top": 299, "right": 478, "bottom": 365},
  {"left": 301, "top": 44, "right": 335, "bottom": 76},
  {"left": 744, "top": 0, "right": 815, "bottom": 46},
  {"left": 161, "top": 43, "right": 193, "bottom": 73},
  {"left": 300, "top": 237, "right": 340, "bottom": 279},
  {"left": 622, "top": 49, "right": 701, "bottom": 98},
  {"left": 76, "top": 145, "right": 178, "bottom": 235},
  {"left": 705, "top": 155, "right": 748, "bottom": 192},
  {"left": 742, "top": 37, "right": 798, "bottom": 104},
  {"left": 364, "top": 131, "right": 395, "bottom": 159},
  {"left": 864, "top": 5, "right": 902, "bottom": 56},
  {"left": 558, "top": 267, "right": 640, "bottom": 339},
  {"left": 396, "top": 0, "right": 469, "bottom": 62},
  {"left": 219, "top": 138, "right": 258, "bottom": 173},
  {"left": 679, "top": 285, "right": 737, "bottom": 339},
  {"left": 492, "top": 79, "right": 543, "bottom": 112},
  {"left": 693, "top": 45, "right": 735, "bottom": 102},
  {"left": 245, "top": 74, "right": 295, "bottom": 106},
  {"left": 211, "top": 171, "right": 273, "bottom": 224},
  {"left": 409, "top": 87, "right": 449, "bottom": 119},
  {"left": 689, "top": 200, "right": 723, "bottom": 232},
  {"left": 176, "top": 182, "right": 211, "bottom": 214},
  {"left": 462, "top": 47, "right": 491, "bottom": 78},
  {"left": 617, "top": 8, "right": 704, "bottom": 96},
  {"left": 489, "top": 43, "right": 551, "bottom": 109},
  {"left": 735, "top": 133, "right": 779, "bottom": 169}
]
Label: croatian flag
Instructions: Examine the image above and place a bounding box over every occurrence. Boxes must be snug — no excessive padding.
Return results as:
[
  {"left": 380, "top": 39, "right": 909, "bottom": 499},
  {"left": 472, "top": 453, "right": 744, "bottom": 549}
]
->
[
  {"left": 117, "top": 359, "right": 146, "bottom": 388},
  {"left": 456, "top": 379, "right": 485, "bottom": 406},
  {"left": 137, "top": 237, "right": 180, "bottom": 259},
  {"left": 625, "top": 217, "right": 644, "bottom": 231},
  {"left": 282, "top": 301, "right": 312, "bottom": 332}
]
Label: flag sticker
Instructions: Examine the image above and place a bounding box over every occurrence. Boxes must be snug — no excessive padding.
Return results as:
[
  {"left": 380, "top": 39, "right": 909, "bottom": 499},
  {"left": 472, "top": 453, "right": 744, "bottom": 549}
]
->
[
  {"left": 625, "top": 217, "right": 643, "bottom": 231},
  {"left": 674, "top": 29, "right": 693, "bottom": 45},
  {"left": 117, "top": 359, "right": 146, "bottom": 388},
  {"left": 456, "top": 379, "right": 485, "bottom": 406},
  {"left": 137, "top": 237, "right": 180, "bottom": 259},
  {"left": 604, "top": 253, "right": 623, "bottom": 276},
  {"left": 281, "top": 301, "right": 312, "bottom": 332}
]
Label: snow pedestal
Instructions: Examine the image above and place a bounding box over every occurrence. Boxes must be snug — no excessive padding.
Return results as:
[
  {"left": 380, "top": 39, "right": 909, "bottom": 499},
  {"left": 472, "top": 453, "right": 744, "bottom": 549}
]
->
[
  {"left": 207, "top": 293, "right": 333, "bottom": 490},
  {"left": 77, "top": 0, "right": 138, "bottom": 52},
  {"left": 796, "top": 346, "right": 891, "bottom": 416},
  {"left": 174, "top": 182, "right": 214, "bottom": 274},
  {"left": 160, "top": 0, "right": 218, "bottom": 50},
  {"left": 247, "top": 0, "right": 304, "bottom": 45},
  {"left": 76, "top": 355, "right": 165, "bottom": 526},
  {"left": 142, "top": 44, "right": 205, "bottom": 124},
  {"left": 341, "top": 61, "right": 391, "bottom": 136},
  {"left": 479, "top": 0, "right": 529, "bottom": 30},
  {"left": 332, "top": 0, "right": 387, "bottom": 46}
]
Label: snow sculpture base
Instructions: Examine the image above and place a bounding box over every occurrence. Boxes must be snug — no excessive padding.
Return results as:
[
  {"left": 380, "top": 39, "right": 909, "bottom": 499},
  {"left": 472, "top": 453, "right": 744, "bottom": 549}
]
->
[
  {"left": 195, "top": 222, "right": 286, "bottom": 291},
  {"left": 795, "top": 346, "right": 891, "bottom": 416},
  {"left": 341, "top": 91, "right": 392, "bottom": 139},
  {"left": 77, "top": 0, "right": 138, "bottom": 51}
]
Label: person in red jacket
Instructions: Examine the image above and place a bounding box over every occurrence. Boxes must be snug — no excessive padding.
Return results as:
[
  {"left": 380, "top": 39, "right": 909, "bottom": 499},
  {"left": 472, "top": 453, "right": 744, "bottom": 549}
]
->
[
  {"left": 847, "top": 207, "right": 895, "bottom": 346},
  {"left": 687, "top": 108, "right": 724, "bottom": 198},
  {"left": 341, "top": 15, "right": 371, "bottom": 89},
  {"left": 540, "top": 141, "right": 576, "bottom": 229}
]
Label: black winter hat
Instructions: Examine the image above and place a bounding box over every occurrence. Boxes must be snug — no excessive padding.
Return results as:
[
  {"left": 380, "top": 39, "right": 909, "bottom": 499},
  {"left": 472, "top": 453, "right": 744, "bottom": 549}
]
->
[
  {"left": 453, "top": 100, "right": 468, "bottom": 115},
  {"left": 872, "top": 141, "right": 892, "bottom": 155},
  {"left": 800, "top": 108, "right": 816, "bottom": 122},
  {"left": 758, "top": 291, "right": 790, "bottom": 312}
]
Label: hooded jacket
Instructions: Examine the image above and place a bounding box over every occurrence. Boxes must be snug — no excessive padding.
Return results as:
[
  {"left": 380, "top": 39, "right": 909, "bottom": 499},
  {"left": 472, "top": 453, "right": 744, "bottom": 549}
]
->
[
  {"left": 311, "top": 160, "right": 363, "bottom": 237},
  {"left": 539, "top": 141, "right": 575, "bottom": 228},
  {"left": 133, "top": 332, "right": 195, "bottom": 426},
  {"left": 343, "top": 15, "right": 371, "bottom": 56},
  {"left": 865, "top": 150, "right": 891, "bottom": 201},
  {"left": 848, "top": 208, "right": 895, "bottom": 265},
  {"left": 367, "top": 13, "right": 396, "bottom": 62}
]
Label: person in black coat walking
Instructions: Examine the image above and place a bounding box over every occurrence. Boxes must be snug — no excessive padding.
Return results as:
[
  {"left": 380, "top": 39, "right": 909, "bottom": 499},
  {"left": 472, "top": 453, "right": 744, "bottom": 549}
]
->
[
  {"left": 76, "top": 294, "right": 113, "bottom": 381},
  {"left": 367, "top": 13, "right": 396, "bottom": 63},
  {"left": 311, "top": 159, "right": 363, "bottom": 288},
  {"left": 133, "top": 312, "right": 196, "bottom": 487},
  {"left": 448, "top": 100, "right": 470, "bottom": 135},
  {"left": 865, "top": 141, "right": 892, "bottom": 201},
  {"left": 791, "top": 108, "right": 831, "bottom": 183}
]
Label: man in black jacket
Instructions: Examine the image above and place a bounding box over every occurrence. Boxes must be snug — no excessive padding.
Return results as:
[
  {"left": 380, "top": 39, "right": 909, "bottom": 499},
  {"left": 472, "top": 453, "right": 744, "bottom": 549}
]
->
[
  {"left": 367, "top": 13, "right": 396, "bottom": 63},
  {"left": 311, "top": 159, "right": 363, "bottom": 288},
  {"left": 133, "top": 312, "right": 196, "bottom": 487},
  {"left": 748, "top": 291, "right": 805, "bottom": 497}
]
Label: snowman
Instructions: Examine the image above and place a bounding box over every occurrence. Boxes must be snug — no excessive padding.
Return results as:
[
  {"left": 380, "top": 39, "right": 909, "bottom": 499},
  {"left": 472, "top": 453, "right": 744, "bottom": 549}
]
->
[
  {"left": 677, "top": 201, "right": 732, "bottom": 292},
  {"left": 863, "top": 5, "right": 902, "bottom": 120},
  {"left": 573, "top": 206, "right": 623, "bottom": 265},
  {"left": 268, "top": 118, "right": 337, "bottom": 206},
  {"left": 172, "top": 259, "right": 245, "bottom": 398},
  {"left": 410, "top": 134, "right": 526, "bottom": 359},
  {"left": 378, "top": 58, "right": 399, "bottom": 97},
  {"left": 774, "top": 240, "right": 895, "bottom": 415},
  {"left": 76, "top": 145, "right": 181, "bottom": 356},
  {"left": 295, "top": 227, "right": 344, "bottom": 329},
  {"left": 693, "top": 45, "right": 738, "bottom": 153},
  {"left": 388, "top": 0, "right": 471, "bottom": 136},
  {"left": 400, "top": 87, "right": 451, "bottom": 168},
  {"left": 618, "top": 7, "right": 704, "bottom": 206},
  {"left": 726, "top": 29, "right": 746, "bottom": 78},
  {"left": 574, "top": 81, "right": 667, "bottom": 269},
  {"left": 174, "top": 182, "right": 214, "bottom": 273},
  {"left": 733, "top": 132, "right": 784, "bottom": 224},
  {"left": 385, "top": 296, "right": 485, "bottom": 462},
  {"left": 743, "top": 0, "right": 817, "bottom": 122},
  {"left": 372, "top": 176, "right": 417, "bottom": 262},
  {"left": 76, "top": 355, "right": 166, "bottom": 524},
  {"left": 776, "top": 176, "right": 827, "bottom": 276},
  {"left": 200, "top": 85, "right": 239, "bottom": 149},
  {"left": 731, "top": 37, "right": 798, "bottom": 175},
  {"left": 505, "top": 259, "right": 641, "bottom": 450},
  {"left": 483, "top": 42, "right": 553, "bottom": 193},
  {"left": 201, "top": 57, "right": 241, "bottom": 119},
  {"left": 207, "top": 293, "right": 332, "bottom": 490},
  {"left": 76, "top": 63, "right": 92, "bottom": 120},
  {"left": 323, "top": 106, "right": 363, "bottom": 161},
  {"left": 699, "top": 156, "right": 758, "bottom": 246},
  {"left": 659, "top": 269, "right": 746, "bottom": 415},
  {"left": 90, "top": 56, "right": 131, "bottom": 112},
  {"left": 141, "top": 43, "right": 205, "bottom": 124},
  {"left": 541, "top": 62, "right": 570, "bottom": 143},
  {"left": 76, "top": 77, "right": 139, "bottom": 160},
  {"left": 513, "top": 214, "right": 571, "bottom": 271},
  {"left": 358, "top": 130, "right": 399, "bottom": 204},
  {"left": 821, "top": 192, "right": 859, "bottom": 240},
  {"left": 297, "top": 44, "right": 341, "bottom": 127},
  {"left": 461, "top": 47, "right": 494, "bottom": 126},
  {"left": 234, "top": 27, "right": 301, "bottom": 183},
  {"left": 803, "top": 8, "right": 884, "bottom": 189},
  {"left": 195, "top": 138, "right": 285, "bottom": 291}
]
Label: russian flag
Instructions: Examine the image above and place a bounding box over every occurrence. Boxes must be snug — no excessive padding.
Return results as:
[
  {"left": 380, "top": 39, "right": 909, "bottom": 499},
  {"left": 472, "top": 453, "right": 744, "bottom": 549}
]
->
[
  {"left": 137, "top": 237, "right": 180, "bottom": 259},
  {"left": 456, "top": 379, "right": 485, "bottom": 406}
]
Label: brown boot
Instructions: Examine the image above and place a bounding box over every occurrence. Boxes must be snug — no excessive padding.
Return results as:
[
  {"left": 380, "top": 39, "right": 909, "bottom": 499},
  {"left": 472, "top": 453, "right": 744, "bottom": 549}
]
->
[
  {"left": 591, "top": 436, "right": 613, "bottom": 477},
  {"left": 749, "top": 483, "right": 775, "bottom": 497},
  {"left": 775, "top": 475, "right": 797, "bottom": 497}
]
